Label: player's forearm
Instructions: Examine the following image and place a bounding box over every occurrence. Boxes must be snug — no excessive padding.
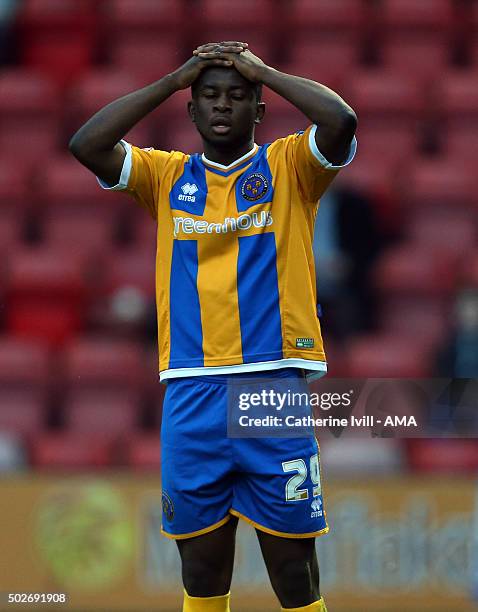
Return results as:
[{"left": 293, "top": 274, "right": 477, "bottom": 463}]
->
[
  {"left": 69, "top": 74, "right": 180, "bottom": 157},
  {"left": 259, "top": 66, "right": 356, "bottom": 130}
]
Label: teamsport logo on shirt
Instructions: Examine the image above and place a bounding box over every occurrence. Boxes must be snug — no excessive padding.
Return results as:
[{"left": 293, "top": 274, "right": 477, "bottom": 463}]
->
[
  {"left": 179, "top": 182, "right": 199, "bottom": 202},
  {"left": 173, "top": 211, "right": 273, "bottom": 237}
]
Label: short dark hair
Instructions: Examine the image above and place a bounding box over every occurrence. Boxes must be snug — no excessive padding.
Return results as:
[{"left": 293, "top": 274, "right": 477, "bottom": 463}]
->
[{"left": 191, "top": 72, "right": 262, "bottom": 102}]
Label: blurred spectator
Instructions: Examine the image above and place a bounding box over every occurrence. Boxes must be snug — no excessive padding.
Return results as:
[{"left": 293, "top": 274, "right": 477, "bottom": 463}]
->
[
  {"left": 435, "top": 288, "right": 478, "bottom": 377},
  {"left": 0, "top": 0, "right": 20, "bottom": 64},
  {"left": 0, "top": 432, "right": 27, "bottom": 471},
  {"left": 313, "top": 186, "right": 382, "bottom": 340}
]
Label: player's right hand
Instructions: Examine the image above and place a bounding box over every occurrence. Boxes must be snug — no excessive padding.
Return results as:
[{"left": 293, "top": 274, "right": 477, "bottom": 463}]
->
[{"left": 171, "top": 41, "right": 248, "bottom": 90}]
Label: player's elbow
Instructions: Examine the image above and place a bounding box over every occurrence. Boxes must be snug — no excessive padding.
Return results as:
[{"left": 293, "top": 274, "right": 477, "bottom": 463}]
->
[
  {"left": 68, "top": 128, "right": 99, "bottom": 164},
  {"left": 339, "top": 106, "right": 358, "bottom": 134}
]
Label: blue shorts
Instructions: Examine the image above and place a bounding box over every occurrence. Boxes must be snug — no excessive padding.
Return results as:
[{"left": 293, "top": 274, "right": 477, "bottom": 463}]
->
[{"left": 160, "top": 368, "right": 328, "bottom": 540}]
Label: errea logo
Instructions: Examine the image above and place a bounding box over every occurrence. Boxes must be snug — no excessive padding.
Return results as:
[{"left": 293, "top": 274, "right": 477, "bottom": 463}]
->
[
  {"left": 179, "top": 182, "right": 198, "bottom": 202},
  {"left": 310, "top": 497, "right": 323, "bottom": 518}
]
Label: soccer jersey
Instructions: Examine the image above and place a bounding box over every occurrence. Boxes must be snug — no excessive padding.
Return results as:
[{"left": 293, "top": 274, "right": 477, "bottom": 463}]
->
[{"left": 99, "top": 125, "right": 356, "bottom": 381}]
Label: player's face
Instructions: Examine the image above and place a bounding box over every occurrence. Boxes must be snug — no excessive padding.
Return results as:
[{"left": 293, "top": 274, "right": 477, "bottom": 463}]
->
[{"left": 189, "top": 67, "right": 263, "bottom": 148}]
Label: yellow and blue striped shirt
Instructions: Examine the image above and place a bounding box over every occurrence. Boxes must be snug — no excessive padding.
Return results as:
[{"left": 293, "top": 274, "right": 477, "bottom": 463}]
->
[{"left": 99, "top": 125, "right": 356, "bottom": 381}]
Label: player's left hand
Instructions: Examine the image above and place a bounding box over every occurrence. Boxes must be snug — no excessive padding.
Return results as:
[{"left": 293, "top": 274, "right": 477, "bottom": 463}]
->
[{"left": 195, "top": 46, "right": 266, "bottom": 83}]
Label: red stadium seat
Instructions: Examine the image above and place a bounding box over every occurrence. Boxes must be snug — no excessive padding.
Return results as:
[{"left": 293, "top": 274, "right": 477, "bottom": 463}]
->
[
  {"left": 355, "top": 124, "right": 419, "bottom": 167},
  {"left": 373, "top": 244, "right": 457, "bottom": 297},
  {"left": 407, "top": 440, "right": 478, "bottom": 473},
  {"left": 0, "top": 338, "right": 51, "bottom": 390},
  {"left": 0, "top": 210, "right": 24, "bottom": 255},
  {"left": 17, "top": 0, "right": 97, "bottom": 86},
  {"left": 346, "top": 334, "right": 432, "bottom": 377},
  {"left": 125, "top": 433, "right": 161, "bottom": 470},
  {"left": 108, "top": 0, "right": 184, "bottom": 32},
  {"left": 378, "top": 297, "right": 450, "bottom": 349},
  {"left": 344, "top": 71, "right": 425, "bottom": 122},
  {"left": 31, "top": 433, "right": 113, "bottom": 469},
  {"left": 445, "top": 124, "right": 478, "bottom": 162},
  {"left": 63, "top": 390, "right": 141, "bottom": 435},
  {"left": 133, "top": 214, "right": 158, "bottom": 250},
  {"left": 439, "top": 70, "right": 478, "bottom": 118},
  {"left": 200, "top": 0, "right": 274, "bottom": 29},
  {"left": 288, "top": 0, "right": 364, "bottom": 31},
  {"left": 381, "top": 35, "right": 451, "bottom": 83},
  {"left": 37, "top": 155, "right": 124, "bottom": 215},
  {"left": 62, "top": 339, "right": 145, "bottom": 392},
  {"left": 0, "top": 70, "right": 60, "bottom": 162},
  {"left": 380, "top": 0, "right": 454, "bottom": 32},
  {"left": 102, "top": 248, "right": 156, "bottom": 298},
  {"left": 406, "top": 157, "right": 477, "bottom": 209},
  {"left": 5, "top": 248, "right": 88, "bottom": 346},
  {"left": 282, "top": 37, "right": 359, "bottom": 86},
  {"left": 41, "top": 209, "right": 114, "bottom": 260},
  {"left": 407, "top": 210, "right": 476, "bottom": 260},
  {"left": 0, "top": 159, "right": 32, "bottom": 211},
  {"left": 109, "top": 38, "right": 183, "bottom": 82},
  {"left": 0, "top": 391, "right": 46, "bottom": 436},
  {"left": 68, "top": 70, "right": 153, "bottom": 147}
]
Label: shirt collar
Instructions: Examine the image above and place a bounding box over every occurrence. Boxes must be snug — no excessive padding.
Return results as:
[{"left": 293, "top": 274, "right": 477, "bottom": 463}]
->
[{"left": 201, "top": 144, "right": 258, "bottom": 171}]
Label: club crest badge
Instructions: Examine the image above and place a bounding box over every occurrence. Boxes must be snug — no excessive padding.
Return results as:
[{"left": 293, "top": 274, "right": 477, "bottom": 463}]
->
[
  {"left": 162, "top": 492, "right": 174, "bottom": 522},
  {"left": 241, "top": 172, "right": 269, "bottom": 202}
]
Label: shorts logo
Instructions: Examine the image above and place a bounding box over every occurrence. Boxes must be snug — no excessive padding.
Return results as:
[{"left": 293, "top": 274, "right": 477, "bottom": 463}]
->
[
  {"left": 162, "top": 492, "right": 175, "bottom": 522},
  {"left": 241, "top": 173, "right": 269, "bottom": 201},
  {"left": 310, "top": 497, "right": 323, "bottom": 518},
  {"left": 296, "top": 337, "right": 314, "bottom": 349}
]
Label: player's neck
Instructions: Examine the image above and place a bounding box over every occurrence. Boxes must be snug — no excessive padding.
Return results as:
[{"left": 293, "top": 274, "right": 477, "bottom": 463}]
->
[{"left": 202, "top": 139, "right": 255, "bottom": 167}]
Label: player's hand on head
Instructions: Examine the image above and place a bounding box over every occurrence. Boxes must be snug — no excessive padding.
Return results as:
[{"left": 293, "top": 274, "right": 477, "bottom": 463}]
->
[
  {"left": 193, "top": 41, "right": 248, "bottom": 57},
  {"left": 226, "top": 48, "right": 266, "bottom": 83},
  {"left": 172, "top": 52, "right": 234, "bottom": 90}
]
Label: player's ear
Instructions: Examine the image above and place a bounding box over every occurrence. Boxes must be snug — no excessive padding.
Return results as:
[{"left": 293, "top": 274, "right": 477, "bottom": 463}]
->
[
  {"left": 188, "top": 100, "right": 196, "bottom": 123},
  {"left": 254, "top": 102, "right": 265, "bottom": 124}
]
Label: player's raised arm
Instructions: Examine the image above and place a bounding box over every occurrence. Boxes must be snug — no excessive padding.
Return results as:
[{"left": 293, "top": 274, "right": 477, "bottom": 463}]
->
[
  {"left": 200, "top": 48, "right": 357, "bottom": 166},
  {"left": 68, "top": 43, "right": 246, "bottom": 187}
]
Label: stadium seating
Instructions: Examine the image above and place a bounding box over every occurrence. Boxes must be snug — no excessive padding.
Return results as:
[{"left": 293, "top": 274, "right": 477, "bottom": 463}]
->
[
  {"left": 4, "top": 249, "right": 89, "bottom": 345},
  {"left": 287, "top": 0, "right": 364, "bottom": 31},
  {"left": 0, "top": 391, "right": 46, "bottom": 436},
  {"left": 0, "top": 70, "right": 60, "bottom": 163},
  {"left": 124, "top": 433, "right": 161, "bottom": 470},
  {"left": 1, "top": 0, "right": 477, "bottom": 474},
  {"left": 67, "top": 70, "right": 153, "bottom": 147},
  {"left": 346, "top": 334, "right": 432, "bottom": 378},
  {"left": 405, "top": 157, "right": 477, "bottom": 210},
  {"left": 17, "top": 0, "right": 97, "bottom": 86},
  {"left": 381, "top": 35, "right": 451, "bottom": 83},
  {"left": 31, "top": 433, "right": 114, "bottom": 469},
  {"left": 406, "top": 210, "right": 476, "bottom": 260},
  {"left": 373, "top": 244, "right": 457, "bottom": 297},
  {"left": 62, "top": 338, "right": 146, "bottom": 392},
  {"left": 63, "top": 390, "right": 141, "bottom": 435},
  {"left": 0, "top": 159, "right": 33, "bottom": 211},
  {"left": 108, "top": 0, "right": 184, "bottom": 32},
  {"left": 281, "top": 37, "right": 360, "bottom": 87},
  {"left": 41, "top": 209, "right": 114, "bottom": 261},
  {"left": 407, "top": 440, "right": 478, "bottom": 473},
  {"left": 378, "top": 297, "right": 451, "bottom": 349},
  {"left": 0, "top": 338, "right": 51, "bottom": 391},
  {"left": 379, "top": 0, "right": 454, "bottom": 32}
]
